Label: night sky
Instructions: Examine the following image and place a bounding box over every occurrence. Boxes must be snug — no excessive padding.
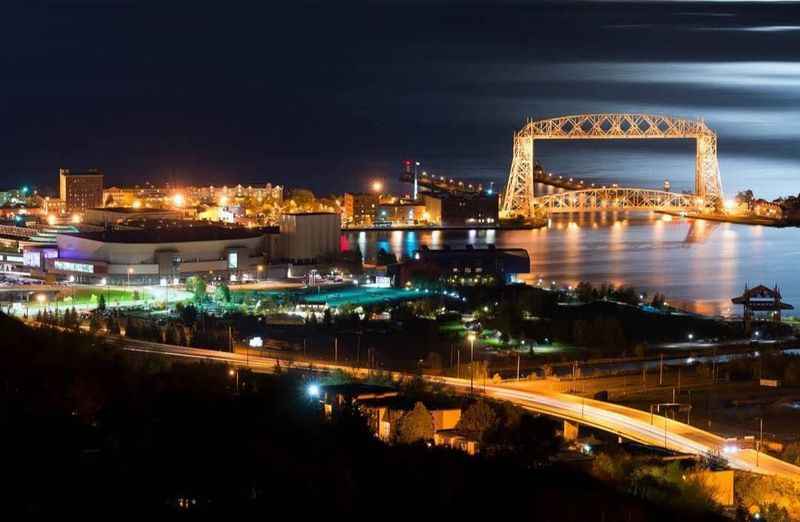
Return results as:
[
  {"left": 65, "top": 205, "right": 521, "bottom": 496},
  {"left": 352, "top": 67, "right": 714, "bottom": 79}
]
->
[{"left": 3, "top": 1, "right": 800, "bottom": 198}]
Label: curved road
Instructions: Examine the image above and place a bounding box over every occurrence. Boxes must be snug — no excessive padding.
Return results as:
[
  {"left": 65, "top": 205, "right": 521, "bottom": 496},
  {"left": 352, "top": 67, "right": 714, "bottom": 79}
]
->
[{"left": 117, "top": 335, "right": 800, "bottom": 481}]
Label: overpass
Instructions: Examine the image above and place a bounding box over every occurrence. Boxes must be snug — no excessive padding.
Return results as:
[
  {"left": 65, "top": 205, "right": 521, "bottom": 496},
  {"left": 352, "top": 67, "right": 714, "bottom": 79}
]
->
[
  {"left": 501, "top": 113, "right": 725, "bottom": 218},
  {"left": 112, "top": 333, "right": 800, "bottom": 482}
]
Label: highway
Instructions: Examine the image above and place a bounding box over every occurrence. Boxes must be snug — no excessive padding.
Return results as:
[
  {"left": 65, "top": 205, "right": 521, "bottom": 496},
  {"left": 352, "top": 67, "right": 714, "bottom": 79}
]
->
[{"left": 114, "top": 334, "right": 800, "bottom": 481}]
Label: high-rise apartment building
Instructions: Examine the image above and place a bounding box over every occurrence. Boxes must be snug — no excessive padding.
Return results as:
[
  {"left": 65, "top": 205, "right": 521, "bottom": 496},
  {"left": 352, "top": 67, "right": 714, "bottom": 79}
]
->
[{"left": 59, "top": 168, "right": 104, "bottom": 211}]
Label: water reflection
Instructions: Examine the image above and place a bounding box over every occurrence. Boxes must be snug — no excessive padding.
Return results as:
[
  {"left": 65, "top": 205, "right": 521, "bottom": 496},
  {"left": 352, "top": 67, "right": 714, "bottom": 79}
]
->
[{"left": 343, "top": 213, "right": 800, "bottom": 317}]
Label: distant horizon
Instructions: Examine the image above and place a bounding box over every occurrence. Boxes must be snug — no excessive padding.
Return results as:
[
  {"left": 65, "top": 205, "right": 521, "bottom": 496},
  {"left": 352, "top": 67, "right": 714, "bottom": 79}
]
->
[{"left": 3, "top": 2, "right": 799, "bottom": 199}]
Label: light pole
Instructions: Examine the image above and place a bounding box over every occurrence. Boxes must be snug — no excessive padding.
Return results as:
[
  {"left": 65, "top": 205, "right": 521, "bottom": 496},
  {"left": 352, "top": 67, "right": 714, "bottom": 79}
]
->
[
  {"left": 468, "top": 332, "right": 476, "bottom": 393},
  {"left": 229, "top": 368, "right": 239, "bottom": 393},
  {"left": 257, "top": 264, "right": 264, "bottom": 282},
  {"left": 757, "top": 417, "right": 763, "bottom": 467}
]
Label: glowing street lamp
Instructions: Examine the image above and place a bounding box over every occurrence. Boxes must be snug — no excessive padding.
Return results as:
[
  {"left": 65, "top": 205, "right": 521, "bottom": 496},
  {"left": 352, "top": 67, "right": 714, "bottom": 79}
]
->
[
  {"left": 172, "top": 193, "right": 185, "bottom": 207},
  {"left": 371, "top": 180, "right": 383, "bottom": 193},
  {"left": 307, "top": 383, "right": 320, "bottom": 398},
  {"left": 467, "top": 332, "right": 477, "bottom": 393}
]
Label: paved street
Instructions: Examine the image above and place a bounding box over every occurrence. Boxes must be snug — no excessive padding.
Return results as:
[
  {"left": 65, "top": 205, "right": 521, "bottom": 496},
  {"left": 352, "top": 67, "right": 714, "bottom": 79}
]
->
[{"left": 113, "top": 333, "right": 800, "bottom": 481}]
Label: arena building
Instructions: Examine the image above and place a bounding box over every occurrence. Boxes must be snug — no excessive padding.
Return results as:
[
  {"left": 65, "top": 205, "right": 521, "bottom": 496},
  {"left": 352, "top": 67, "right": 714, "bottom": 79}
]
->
[
  {"left": 32, "top": 214, "right": 344, "bottom": 284},
  {"left": 50, "top": 226, "right": 273, "bottom": 284}
]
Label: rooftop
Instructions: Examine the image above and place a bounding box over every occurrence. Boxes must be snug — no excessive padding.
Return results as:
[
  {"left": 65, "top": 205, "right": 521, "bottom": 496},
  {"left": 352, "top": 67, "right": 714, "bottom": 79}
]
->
[
  {"left": 88, "top": 207, "right": 178, "bottom": 214},
  {"left": 283, "top": 211, "right": 339, "bottom": 217},
  {"left": 65, "top": 225, "right": 267, "bottom": 244}
]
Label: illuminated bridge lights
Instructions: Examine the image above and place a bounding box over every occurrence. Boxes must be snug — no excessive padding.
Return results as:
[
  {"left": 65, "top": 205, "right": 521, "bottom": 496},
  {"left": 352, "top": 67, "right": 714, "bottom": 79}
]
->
[{"left": 501, "top": 113, "right": 725, "bottom": 218}]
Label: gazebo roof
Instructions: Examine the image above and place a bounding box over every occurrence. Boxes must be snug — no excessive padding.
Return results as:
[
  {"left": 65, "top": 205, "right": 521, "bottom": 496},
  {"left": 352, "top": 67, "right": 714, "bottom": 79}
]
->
[{"left": 732, "top": 284, "right": 794, "bottom": 309}]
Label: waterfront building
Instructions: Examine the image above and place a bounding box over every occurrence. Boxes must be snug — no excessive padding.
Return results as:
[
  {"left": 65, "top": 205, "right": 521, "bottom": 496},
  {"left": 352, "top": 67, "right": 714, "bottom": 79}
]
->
[
  {"left": 440, "top": 193, "right": 498, "bottom": 226},
  {"left": 732, "top": 284, "right": 794, "bottom": 333},
  {"left": 388, "top": 245, "right": 530, "bottom": 287},
  {"left": 343, "top": 192, "right": 379, "bottom": 226},
  {"left": 59, "top": 168, "right": 104, "bottom": 212}
]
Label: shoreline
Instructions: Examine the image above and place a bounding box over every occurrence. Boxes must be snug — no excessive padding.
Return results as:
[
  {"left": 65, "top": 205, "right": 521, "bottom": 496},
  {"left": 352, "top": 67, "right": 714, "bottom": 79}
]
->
[
  {"left": 656, "top": 210, "right": 790, "bottom": 227},
  {"left": 342, "top": 221, "right": 546, "bottom": 232}
]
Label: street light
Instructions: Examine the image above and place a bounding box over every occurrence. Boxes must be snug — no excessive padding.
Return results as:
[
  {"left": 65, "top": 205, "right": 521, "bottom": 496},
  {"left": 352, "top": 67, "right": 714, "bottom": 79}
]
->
[
  {"left": 257, "top": 264, "right": 264, "bottom": 282},
  {"left": 229, "top": 368, "right": 239, "bottom": 393},
  {"left": 467, "top": 332, "right": 477, "bottom": 393},
  {"left": 127, "top": 267, "right": 133, "bottom": 287},
  {"left": 687, "top": 333, "right": 694, "bottom": 341},
  {"left": 371, "top": 180, "right": 383, "bottom": 193}
]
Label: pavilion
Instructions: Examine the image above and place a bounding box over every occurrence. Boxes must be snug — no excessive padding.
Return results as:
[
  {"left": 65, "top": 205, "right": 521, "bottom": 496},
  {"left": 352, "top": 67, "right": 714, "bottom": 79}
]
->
[{"left": 731, "top": 284, "right": 793, "bottom": 334}]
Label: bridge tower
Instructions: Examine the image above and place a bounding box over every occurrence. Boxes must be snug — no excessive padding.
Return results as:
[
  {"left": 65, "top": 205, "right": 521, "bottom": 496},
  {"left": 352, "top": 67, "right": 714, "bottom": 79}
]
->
[
  {"left": 500, "top": 113, "right": 725, "bottom": 219},
  {"left": 501, "top": 129, "right": 535, "bottom": 218}
]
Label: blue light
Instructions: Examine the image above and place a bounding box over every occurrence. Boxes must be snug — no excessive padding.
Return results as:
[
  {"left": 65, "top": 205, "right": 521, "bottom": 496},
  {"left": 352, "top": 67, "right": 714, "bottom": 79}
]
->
[{"left": 307, "top": 384, "right": 320, "bottom": 398}]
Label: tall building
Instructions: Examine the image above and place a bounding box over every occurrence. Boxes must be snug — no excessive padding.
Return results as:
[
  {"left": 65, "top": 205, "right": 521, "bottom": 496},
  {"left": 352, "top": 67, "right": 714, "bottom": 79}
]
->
[
  {"left": 59, "top": 168, "right": 104, "bottom": 212},
  {"left": 343, "top": 192, "right": 379, "bottom": 226}
]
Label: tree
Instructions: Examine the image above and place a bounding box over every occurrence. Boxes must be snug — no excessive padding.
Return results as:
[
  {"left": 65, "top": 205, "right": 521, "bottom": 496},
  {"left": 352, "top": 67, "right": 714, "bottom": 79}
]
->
[
  {"left": 287, "top": 188, "right": 315, "bottom": 209},
  {"left": 456, "top": 400, "right": 497, "bottom": 441},
  {"left": 185, "top": 276, "right": 207, "bottom": 304},
  {"left": 214, "top": 283, "right": 231, "bottom": 304},
  {"left": 97, "top": 293, "right": 106, "bottom": 311},
  {"left": 376, "top": 247, "right": 397, "bottom": 266},
  {"left": 108, "top": 318, "right": 120, "bottom": 335},
  {"left": 782, "top": 442, "right": 800, "bottom": 466},
  {"left": 177, "top": 303, "right": 198, "bottom": 325},
  {"left": 395, "top": 402, "right": 434, "bottom": 444},
  {"left": 650, "top": 293, "right": 665, "bottom": 309},
  {"left": 736, "top": 189, "right": 755, "bottom": 205},
  {"left": 576, "top": 281, "right": 596, "bottom": 303},
  {"left": 89, "top": 313, "right": 101, "bottom": 334}
]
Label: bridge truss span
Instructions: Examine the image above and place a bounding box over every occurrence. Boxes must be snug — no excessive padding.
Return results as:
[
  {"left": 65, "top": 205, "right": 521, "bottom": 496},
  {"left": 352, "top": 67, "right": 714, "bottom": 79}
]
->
[
  {"left": 501, "top": 113, "right": 724, "bottom": 218},
  {"left": 534, "top": 187, "right": 697, "bottom": 214}
]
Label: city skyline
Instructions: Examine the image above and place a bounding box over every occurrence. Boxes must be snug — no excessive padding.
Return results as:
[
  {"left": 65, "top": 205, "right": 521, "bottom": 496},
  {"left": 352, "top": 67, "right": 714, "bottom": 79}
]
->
[{"left": 2, "top": 2, "right": 800, "bottom": 198}]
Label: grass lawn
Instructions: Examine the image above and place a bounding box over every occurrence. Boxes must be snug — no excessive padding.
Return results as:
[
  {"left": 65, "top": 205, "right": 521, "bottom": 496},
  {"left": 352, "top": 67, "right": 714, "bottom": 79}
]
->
[
  {"left": 56, "top": 287, "right": 149, "bottom": 305},
  {"left": 303, "top": 287, "right": 424, "bottom": 307}
]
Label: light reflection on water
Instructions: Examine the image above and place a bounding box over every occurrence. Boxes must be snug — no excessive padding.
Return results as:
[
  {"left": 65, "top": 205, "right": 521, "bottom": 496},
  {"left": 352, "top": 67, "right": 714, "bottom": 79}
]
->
[{"left": 343, "top": 212, "right": 800, "bottom": 317}]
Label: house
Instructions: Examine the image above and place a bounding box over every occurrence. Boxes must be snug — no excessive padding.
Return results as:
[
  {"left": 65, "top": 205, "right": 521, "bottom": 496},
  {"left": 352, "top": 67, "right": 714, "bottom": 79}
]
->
[
  {"left": 356, "top": 396, "right": 462, "bottom": 442},
  {"left": 434, "top": 429, "right": 480, "bottom": 455}
]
